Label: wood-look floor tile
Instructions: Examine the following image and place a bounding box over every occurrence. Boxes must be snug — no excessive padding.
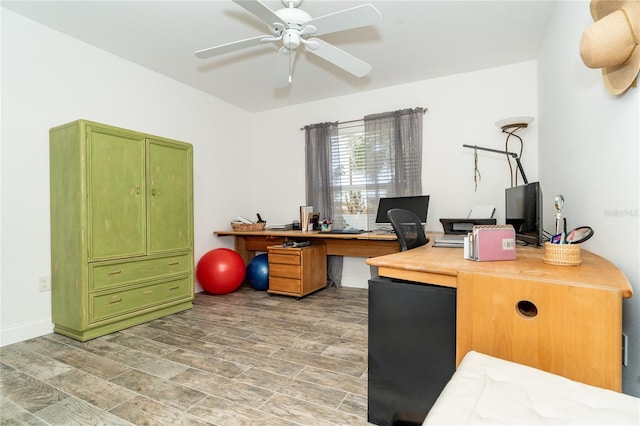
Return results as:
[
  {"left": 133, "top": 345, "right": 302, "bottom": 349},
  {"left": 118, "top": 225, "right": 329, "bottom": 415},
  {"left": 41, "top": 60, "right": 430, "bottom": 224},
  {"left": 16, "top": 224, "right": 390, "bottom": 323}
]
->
[
  {"left": 234, "top": 367, "right": 347, "bottom": 409},
  {"left": 105, "top": 332, "right": 179, "bottom": 357},
  {"left": 188, "top": 395, "right": 293, "bottom": 426},
  {"left": 259, "top": 393, "right": 367, "bottom": 426},
  {"left": 0, "top": 396, "right": 48, "bottom": 425},
  {"left": 269, "top": 348, "right": 366, "bottom": 378},
  {"left": 152, "top": 332, "right": 226, "bottom": 356},
  {"left": 146, "top": 319, "right": 211, "bottom": 340},
  {"left": 294, "top": 366, "right": 367, "bottom": 396},
  {"left": 337, "top": 393, "right": 368, "bottom": 419},
  {"left": 0, "top": 364, "right": 70, "bottom": 413},
  {"left": 44, "top": 332, "right": 132, "bottom": 357},
  {"left": 110, "top": 369, "right": 207, "bottom": 411},
  {"left": 162, "top": 348, "right": 248, "bottom": 379},
  {"left": 45, "top": 369, "right": 136, "bottom": 411},
  {"left": 199, "top": 333, "right": 280, "bottom": 356},
  {"left": 246, "top": 332, "right": 329, "bottom": 355},
  {"left": 212, "top": 347, "right": 306, "bottom": 377},
  {"left": 106, "top": 346, "right": 188, "bottom": 379},
  {"left": 34, "top": 396, "right": 133, "bottom": 425},
  {"left": 0, "top": 347, "right": 72, "bottom": 381},
  {"left": 171, "top": 368, "right": 273, "bottom": 409},
  {"left": 109, "top": 395, "right": 211, "bottom": 426},
  {"left": 321, "top": 345, "right": 367, "bottom": 364},
  {"left": 52, "top": 345, "right": 132, "bottom": 380}
]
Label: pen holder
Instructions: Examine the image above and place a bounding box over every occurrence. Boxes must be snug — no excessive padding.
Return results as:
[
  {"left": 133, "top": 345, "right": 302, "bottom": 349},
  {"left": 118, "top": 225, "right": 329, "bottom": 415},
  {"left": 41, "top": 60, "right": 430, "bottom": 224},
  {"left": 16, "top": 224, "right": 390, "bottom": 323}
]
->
[{"left": 543, "top": 242, "right": 582, "bottom": 266}]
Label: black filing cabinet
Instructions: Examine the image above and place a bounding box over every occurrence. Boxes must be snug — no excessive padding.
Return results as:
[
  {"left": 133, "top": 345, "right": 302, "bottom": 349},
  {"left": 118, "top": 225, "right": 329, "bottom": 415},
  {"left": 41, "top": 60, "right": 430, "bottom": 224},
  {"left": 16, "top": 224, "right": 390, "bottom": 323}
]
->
[{"left": 368, "top": 276, "right": 456, "bottom": 426}]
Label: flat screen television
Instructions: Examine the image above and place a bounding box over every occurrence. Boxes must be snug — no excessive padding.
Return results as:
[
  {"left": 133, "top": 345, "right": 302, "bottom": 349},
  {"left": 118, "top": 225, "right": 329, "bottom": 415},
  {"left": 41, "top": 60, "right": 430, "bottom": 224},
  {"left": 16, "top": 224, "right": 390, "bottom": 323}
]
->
[
  {"left": 375, "top": 195, "right": 430, "bottom": 225},
  {"left": 505, "top": 182, "right": 544, "bottom": 246}
]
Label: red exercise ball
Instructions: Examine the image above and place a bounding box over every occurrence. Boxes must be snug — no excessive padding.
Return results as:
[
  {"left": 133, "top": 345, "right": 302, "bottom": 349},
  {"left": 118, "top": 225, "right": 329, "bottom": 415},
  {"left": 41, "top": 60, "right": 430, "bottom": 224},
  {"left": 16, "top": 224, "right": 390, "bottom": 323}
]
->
[{"left": 196, "top": 248, "right": 246, "bottom": 295}]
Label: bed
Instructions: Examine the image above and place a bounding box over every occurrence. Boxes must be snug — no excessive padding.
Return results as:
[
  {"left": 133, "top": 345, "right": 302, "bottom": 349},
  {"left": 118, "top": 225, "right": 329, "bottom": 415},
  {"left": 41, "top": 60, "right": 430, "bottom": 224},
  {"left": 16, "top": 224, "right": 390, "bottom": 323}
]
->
[{"left": 423, "top": 351, "right": 640, "bottom": 425}]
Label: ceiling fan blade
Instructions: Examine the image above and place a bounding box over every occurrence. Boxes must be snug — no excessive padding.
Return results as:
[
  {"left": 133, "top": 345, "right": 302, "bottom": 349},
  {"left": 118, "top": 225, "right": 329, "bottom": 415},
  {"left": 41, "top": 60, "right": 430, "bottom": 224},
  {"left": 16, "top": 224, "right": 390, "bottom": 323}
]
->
[
  {"left": 274, "top": 47, "right": 296, "bottom": 88},
  {"left": 304, "top": 38, "right": 371, "bottom": 78},
  {"left": 304, "top": 4, "right": 381, "bottom": 36},
  {"left": 195, "top": 35, "right": 269, "bottom": 59},
  {"left": 232, "top": 0, "right": 286, "bottom": 28}
]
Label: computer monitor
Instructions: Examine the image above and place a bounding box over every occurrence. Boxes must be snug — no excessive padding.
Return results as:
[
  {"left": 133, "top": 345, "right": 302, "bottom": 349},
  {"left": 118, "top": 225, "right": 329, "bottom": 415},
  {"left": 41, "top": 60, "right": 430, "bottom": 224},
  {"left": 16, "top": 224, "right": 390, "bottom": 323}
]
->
[
  {"left": 505, "top": 182, "right": 543, "bottom": 246},
  {"left": 375, "top": 195, "right": 430, "bottom": 225}
]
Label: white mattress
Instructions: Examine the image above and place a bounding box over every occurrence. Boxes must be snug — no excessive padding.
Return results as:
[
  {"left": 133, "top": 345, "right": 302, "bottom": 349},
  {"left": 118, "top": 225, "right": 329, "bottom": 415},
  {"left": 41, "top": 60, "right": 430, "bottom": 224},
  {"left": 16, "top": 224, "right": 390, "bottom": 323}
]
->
[{"left": 423, "top": 351, "right": 640, "bottom": 425}]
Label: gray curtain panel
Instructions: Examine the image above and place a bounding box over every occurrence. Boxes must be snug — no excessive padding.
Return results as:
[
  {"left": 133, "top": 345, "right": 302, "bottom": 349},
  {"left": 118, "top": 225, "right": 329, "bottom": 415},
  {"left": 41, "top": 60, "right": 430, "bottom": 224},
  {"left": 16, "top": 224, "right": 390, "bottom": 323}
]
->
[
  {"left": 304, "top": 122, "right": 343, "bottom": 287},
  {"left": 364, "top": 107, "right": 424, "bottom": 198}
]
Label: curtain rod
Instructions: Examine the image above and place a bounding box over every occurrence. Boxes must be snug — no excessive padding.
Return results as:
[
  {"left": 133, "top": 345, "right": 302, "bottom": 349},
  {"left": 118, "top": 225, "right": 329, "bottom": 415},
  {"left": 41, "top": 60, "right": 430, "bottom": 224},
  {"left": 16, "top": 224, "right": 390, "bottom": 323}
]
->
[{"left": 300, "top": 107, "right": 428, "bottom": 131}]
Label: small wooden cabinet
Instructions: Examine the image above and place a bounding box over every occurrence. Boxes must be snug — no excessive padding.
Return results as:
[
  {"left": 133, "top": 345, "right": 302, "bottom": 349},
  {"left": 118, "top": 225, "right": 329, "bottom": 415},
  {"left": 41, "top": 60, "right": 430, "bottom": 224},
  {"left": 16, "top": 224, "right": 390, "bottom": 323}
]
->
[
  {"left": 267, "top": 244, "right": 327, "bottom": 298},
  {"left": 50, "top": 120, "right": 194, "bottom": 341}
]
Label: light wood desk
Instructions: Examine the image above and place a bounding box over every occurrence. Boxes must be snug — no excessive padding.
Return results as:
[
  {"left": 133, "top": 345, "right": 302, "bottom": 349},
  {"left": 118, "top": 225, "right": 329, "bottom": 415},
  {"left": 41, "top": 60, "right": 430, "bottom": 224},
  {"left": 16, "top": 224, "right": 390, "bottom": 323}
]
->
[
  {"left": 214, "top": 229, "right": 398, "bottom": 264},
  {"left": 366, "top": 238, "right": 633, "bottom": 391}
]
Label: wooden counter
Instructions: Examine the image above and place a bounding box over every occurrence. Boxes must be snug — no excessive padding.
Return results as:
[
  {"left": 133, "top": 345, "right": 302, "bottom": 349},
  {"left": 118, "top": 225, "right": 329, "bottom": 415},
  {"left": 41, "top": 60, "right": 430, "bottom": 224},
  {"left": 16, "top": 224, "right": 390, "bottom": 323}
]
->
[{"left": 366, "top": 237, "right": 633, "bottom": 392}]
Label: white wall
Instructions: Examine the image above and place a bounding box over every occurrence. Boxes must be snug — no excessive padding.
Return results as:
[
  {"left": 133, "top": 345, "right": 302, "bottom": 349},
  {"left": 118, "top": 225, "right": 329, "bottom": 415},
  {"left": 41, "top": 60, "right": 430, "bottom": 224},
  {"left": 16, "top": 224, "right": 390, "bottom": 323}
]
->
[
  {"left": 250, "top": 61, "right": 538, "bottom": 287},
  {"left": 0, "top": 9, "right": 252, "bottom": 346},
  {"left": 538, "top": 1, "right": 639, "bottom": 396}
]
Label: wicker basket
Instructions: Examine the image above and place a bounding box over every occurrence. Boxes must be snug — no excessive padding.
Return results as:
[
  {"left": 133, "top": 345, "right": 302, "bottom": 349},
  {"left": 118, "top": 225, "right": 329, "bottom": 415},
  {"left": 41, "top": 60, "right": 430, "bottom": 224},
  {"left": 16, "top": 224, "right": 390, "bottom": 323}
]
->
[
  {"left": 231, "top": 222, "right": 266, "bottom": 232},
  {"left": 543, "top": 242, "right": 582, "bottom": 266}
]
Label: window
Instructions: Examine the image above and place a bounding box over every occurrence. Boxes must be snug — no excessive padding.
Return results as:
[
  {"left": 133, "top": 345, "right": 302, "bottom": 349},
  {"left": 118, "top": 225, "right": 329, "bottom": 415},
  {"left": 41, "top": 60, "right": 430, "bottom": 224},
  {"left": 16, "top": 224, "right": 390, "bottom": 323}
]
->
[{"left": 325, "top": 107, "right": 424, "bottom": 230}]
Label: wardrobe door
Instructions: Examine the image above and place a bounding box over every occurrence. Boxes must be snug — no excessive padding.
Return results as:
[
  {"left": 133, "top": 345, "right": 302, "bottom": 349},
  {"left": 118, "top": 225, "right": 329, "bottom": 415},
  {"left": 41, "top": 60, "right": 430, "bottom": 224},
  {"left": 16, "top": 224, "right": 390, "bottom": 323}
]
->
[
  {"left": 88, "top": 126, "right": 146, "bottom": 260},
  {"left": 147, "top": 139, "right": 193, "bottom": 254}
]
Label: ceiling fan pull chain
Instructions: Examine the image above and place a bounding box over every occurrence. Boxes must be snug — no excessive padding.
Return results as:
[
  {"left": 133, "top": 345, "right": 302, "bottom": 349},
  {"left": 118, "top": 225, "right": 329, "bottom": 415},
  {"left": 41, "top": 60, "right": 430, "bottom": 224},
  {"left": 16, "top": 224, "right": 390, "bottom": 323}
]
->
[{"left": 288, "top": 34, "right": 293, "bottom": 83}]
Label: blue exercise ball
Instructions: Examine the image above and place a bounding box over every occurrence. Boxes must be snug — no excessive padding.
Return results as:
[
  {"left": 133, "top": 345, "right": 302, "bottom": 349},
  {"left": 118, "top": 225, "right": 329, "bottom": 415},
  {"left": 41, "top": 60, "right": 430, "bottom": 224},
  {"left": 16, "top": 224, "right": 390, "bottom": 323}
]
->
[{"left": 246, "top": 253, "right": 269, "bottom": 291}]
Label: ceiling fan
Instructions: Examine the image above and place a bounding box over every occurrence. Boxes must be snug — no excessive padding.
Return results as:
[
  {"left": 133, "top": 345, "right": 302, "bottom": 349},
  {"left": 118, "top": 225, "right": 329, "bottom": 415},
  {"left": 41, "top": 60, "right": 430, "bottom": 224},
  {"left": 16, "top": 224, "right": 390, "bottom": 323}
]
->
[{"left": 195, "top": 0, "right": 382, "bottom": 88}]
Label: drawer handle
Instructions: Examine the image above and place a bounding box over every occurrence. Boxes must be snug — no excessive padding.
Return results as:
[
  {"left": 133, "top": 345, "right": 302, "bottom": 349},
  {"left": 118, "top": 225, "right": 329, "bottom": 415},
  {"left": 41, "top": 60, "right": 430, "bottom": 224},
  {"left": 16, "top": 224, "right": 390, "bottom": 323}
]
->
[
  {"left": 517, "top": 300, "right": 538, "bottom": 318},
  {"left": 143, "top": 290, "right": 153, "bottom": 294},
  {"left": 168, "top": 261, "right": 180, "bottom": 266},
  {"left": 107, "top": 270, "right": 122, "bottom": 276},
  {"left": 169, "top": 286, "right": 180, "bottom": 291},
  {"left": 108, "top": 298, "right": 122, "bottom": 304}
]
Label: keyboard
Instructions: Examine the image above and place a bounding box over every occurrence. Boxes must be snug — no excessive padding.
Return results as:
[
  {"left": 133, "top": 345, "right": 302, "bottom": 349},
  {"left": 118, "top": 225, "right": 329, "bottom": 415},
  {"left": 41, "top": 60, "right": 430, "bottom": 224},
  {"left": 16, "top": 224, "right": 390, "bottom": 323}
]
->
[{"left": 320, "top": 229, "right": 363, "bottom": 235}]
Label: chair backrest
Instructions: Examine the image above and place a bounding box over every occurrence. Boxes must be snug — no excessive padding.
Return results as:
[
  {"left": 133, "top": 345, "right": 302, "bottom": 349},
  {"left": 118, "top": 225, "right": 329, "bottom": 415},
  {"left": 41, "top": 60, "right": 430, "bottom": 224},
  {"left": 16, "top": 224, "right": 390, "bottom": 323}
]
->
[{"left": 387, "top": 208, "right": 430, "bottom": 251}]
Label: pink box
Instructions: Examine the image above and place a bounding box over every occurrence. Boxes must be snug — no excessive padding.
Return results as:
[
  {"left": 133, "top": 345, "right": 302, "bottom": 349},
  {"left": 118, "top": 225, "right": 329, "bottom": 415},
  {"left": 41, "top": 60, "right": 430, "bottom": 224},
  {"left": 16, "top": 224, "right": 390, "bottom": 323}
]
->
[{"left": 472, "top": 225, "right": 516, "bottom": 261}]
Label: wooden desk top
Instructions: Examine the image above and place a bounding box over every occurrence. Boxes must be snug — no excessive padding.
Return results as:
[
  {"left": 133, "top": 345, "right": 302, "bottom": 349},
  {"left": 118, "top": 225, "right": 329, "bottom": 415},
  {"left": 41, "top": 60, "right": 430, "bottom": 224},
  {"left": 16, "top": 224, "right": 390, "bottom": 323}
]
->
[
  {"left": 214, "top": 229, "right": 398, "bottom": 241},
  {"left": 366, "top": 234, "right": 633, "bottom": 298}
]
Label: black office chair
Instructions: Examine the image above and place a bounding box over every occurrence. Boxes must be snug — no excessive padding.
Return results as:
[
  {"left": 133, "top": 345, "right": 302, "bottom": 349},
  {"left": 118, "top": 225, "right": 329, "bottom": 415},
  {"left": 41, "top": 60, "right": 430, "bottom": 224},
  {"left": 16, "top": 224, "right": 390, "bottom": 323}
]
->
[{"left": 387, "top": 208, "right": 430, "bottom": 251}]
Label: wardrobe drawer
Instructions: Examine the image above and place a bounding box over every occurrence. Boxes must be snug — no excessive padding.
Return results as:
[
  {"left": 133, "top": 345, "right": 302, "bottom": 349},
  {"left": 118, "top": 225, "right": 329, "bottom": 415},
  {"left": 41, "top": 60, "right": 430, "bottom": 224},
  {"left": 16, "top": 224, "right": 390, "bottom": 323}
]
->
[
  {"left": 90, "top": 254, "right": 191, "bottom": 291},
  {"left": 90, "top": 276, "right": 191, "bottom": 322}
]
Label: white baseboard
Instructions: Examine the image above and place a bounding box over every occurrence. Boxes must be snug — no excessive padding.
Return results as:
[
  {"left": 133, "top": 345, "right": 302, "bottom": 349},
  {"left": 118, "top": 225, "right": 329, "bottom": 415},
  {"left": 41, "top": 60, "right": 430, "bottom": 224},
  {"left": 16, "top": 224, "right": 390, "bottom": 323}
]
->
[{"left": 0, "top": 319, "right": 54, "bottom": 347}]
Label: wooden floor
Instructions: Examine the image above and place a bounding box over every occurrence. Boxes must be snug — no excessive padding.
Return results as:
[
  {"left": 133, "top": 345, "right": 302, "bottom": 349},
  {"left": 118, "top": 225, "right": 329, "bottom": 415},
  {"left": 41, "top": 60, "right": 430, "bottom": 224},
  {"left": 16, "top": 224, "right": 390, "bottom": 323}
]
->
[{"left": 1, "top": 285, "right": 370, "bottom": 425}]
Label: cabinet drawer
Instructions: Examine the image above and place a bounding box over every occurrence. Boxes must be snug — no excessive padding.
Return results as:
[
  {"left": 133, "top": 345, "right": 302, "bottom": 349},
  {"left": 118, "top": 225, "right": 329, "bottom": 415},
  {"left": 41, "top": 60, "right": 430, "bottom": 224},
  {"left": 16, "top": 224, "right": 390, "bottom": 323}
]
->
[
  {"left": 269, "top": 277, "right": 301, "bottom": 294},
  {"left": 269, "top": 253, "right": 300, "bottom": 266},
  {"left": 90, "top": 276, "right": 191, "bottom": 322},
  {"left": 90, "top": 254, "right": 191, "bottom": 291},
  {"left": 269, "top": 263, "right": 301, "bottom": 279}
]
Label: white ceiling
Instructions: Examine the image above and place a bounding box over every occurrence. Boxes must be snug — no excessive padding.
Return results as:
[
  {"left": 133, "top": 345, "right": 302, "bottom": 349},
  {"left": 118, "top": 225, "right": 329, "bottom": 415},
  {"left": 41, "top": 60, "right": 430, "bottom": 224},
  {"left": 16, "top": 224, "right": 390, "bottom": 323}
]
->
[{"left": 2, "top": 0, "right": 559, "bottom": 113}]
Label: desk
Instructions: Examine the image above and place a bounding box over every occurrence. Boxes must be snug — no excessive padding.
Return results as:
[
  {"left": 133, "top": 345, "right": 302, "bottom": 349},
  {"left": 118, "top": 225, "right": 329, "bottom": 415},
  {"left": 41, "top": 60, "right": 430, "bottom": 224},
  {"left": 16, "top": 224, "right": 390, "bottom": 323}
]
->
[
  {"left": 366, "top": 239, "right": 633, "bottom": 392},
  {"left": 214, "top": 229, "right": 398, "bottom": 264}
]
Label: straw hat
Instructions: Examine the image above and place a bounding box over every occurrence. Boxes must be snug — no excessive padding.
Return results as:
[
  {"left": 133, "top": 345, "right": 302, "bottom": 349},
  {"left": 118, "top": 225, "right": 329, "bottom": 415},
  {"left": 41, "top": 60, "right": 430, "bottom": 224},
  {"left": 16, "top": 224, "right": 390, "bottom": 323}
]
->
[{"left": 580, "top": 0, "right": 640, "bottom": 95}]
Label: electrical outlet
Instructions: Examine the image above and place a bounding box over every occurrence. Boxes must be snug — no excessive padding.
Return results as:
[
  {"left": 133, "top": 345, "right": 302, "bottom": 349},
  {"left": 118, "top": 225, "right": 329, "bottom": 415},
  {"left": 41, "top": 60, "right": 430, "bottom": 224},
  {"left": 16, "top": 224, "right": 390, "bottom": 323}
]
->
[
  {"left": 38, "top": 276, "right": 51, "bottom": 292},
  {"left": 622, "top": 333, "right": 628, "bottom": 367}
]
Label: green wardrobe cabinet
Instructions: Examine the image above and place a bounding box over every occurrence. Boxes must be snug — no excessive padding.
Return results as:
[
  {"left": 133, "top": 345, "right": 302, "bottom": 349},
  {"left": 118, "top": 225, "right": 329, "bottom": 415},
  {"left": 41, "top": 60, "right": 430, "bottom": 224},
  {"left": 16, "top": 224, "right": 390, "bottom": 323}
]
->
[{"left": 50, "top": 120, "right": 194, "bottom": 341}]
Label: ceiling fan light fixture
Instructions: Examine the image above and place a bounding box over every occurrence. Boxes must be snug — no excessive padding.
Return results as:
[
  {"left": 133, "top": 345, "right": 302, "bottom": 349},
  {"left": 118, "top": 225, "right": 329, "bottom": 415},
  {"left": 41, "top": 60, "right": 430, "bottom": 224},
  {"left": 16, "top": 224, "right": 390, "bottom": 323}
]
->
[{"left": 283, "top": 30, "right": 301, "bottom": 50}]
